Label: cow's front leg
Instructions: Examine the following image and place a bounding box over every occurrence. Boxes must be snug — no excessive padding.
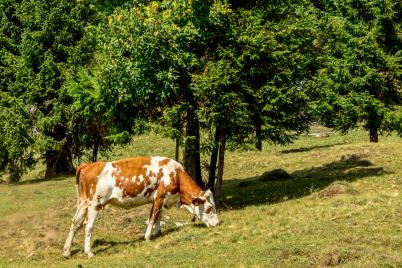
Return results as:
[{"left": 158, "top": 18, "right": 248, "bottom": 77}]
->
[
  {"left": 84, "top": 206, "right": 99, "bottom": 258},
  {"left": 154, "top": 210, "right": 163, "bottom": 237},
  {"left": 144, "top": 198, "right": 164, "bottom": 241}
]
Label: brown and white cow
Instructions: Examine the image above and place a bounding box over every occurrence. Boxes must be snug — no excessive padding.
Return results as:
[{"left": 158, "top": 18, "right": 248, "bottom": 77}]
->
[{"left": 63, "top": 156, "right": 219, "bottom": 258}]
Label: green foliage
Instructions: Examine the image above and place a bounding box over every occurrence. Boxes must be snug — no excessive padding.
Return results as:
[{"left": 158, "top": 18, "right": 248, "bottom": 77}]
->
[
  {"left": 1, "top": 0, "right": 401, "bottom": 181},
  {"left": 0, "top": 92, "right": 35, "bottom": 182},
  {"left": 310, "top": 0, "right": 402, "bottom": 137},
  {"left": 0, "top": 0, "right": 100, "bottom": 180}
]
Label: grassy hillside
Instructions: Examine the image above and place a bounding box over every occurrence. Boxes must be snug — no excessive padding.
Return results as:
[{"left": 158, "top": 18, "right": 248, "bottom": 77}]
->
[{"left": 0, "top": 129, "right": 401, "bottom": 267}]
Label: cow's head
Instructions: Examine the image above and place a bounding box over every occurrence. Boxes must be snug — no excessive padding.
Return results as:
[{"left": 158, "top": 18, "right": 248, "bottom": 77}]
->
[{"left": 190, "top": 189, "right": 219, "bottom": 227}]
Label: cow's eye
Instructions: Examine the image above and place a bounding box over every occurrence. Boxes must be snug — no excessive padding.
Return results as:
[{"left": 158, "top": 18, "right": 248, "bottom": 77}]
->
[{"left": 205, "top": 207, "right": 212, "bottom": 214}]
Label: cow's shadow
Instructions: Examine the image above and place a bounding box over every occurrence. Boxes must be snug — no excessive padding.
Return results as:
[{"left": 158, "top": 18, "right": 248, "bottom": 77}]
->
[
  {"left": 92, "top": 238, "right": 140, "bottom": 255},
  {"left": 90, "top": 226, "right": 186, "bottom": 255},
  {"left": 222, "top": 154, "right": 387, "bottom": 209}
]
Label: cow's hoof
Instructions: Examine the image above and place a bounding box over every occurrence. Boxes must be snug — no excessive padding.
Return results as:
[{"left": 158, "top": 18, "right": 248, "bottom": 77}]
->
[
  {"left": 87, "top": 252, "right": 94, "bottom": 259},
  {"left": 63, "top": 251, "right": 71, "bottom": 258}
]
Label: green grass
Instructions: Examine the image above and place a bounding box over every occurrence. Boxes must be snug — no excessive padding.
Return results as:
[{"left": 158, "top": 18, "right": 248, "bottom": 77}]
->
[{"left": 0, "top": 130, "right": 401, "bottom": 267}]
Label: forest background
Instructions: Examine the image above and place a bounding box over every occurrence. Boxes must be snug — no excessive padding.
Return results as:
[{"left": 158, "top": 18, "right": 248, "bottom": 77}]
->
[{"left": 1, "top": 0, "right": 401, "bottom": 204}]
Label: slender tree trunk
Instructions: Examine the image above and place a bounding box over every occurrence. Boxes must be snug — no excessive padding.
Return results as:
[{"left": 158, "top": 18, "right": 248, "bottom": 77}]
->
[
  {"left": 175, "top": 118, "right": 181, "bottom": 162},
  {"left": 214, "top": 130, "right": 226, "bottom": 207},
  {"left": 207, "top": 126, "right": 221, "bottom": 190},
  {"left": 369, "top": 127, "right": 379, "bottom": 143},
  {"left": 92, "top": 140, "right": 99, "bottom": 162},
  {"left": 175, "top": 138, "right": 180, "bottom": 162},
  {"left": 255, "top": 120, "right": 262, "bottom": 151},
  {"left": 183, "top": 106, "right": 204, "bottom": 188}
]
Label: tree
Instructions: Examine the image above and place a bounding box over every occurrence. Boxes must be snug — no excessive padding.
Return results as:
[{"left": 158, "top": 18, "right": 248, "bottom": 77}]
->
[
  {"left": 92, "top": 0, "right": 217, "bottom": 187},
  {"left": 0, "top": 0, "right": 36, "bottom": 181},
  {"left": 237, "top": 3, "right": 319, "bottom": 149},
  {"left": 0, "top": 0, "right": 100, "bottom": 180},
  {"left": 192, "top": 1, "right": 320, "bottom": 203},
  {"left": 65, "top": 69, "right": 131, "bottom": 163},
  {"left": 310, "top": 0, "right": 402, "bottom": 142},
  {"left": 0, "top": 92, "right": 35, "bottom": 182},
  {"left": 93, "top": 0, "right": 321, "bottom": 203}
]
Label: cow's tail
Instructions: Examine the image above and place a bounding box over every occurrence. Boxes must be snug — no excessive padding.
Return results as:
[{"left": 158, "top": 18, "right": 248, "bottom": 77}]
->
[{"left": 75, "top": 163, "right": 88, "bottom": 207}]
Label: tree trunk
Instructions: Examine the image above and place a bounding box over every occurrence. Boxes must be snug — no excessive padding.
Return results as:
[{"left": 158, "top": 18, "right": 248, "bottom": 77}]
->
[
  {"left": 207, "top": 126, "right": 221, "bottom": 190},
  {"left": 175, "top": 116, "right": 182, "bottom": 162},
  {"left": 183, "top": 106, "right": 204, "bottom": 188},
  {"left": 92, "top": 140, "right": 99, "bottom": 162},
  {"left": 214, "top": 130, "right": 226, "bottom": 207},
  {"left": 255, "top": 120, "right": 262, "bottom": 151},
  {"left": 369, "top": 127, "right": 379, "bottom": 143},
  {"left": 175, "top": 138, "right": 180, "bottom": 162},
  {"left": 45, "top": 149, "right": 75, "bottom": 179}
]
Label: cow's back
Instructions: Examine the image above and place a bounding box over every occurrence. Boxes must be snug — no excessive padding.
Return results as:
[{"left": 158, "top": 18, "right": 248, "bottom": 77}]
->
[
  {"left": 77, "top": 156, "right": 183, "bottom": 209},
  {"left": 110, "top": 157, "right": 158, "bottom": 201}
]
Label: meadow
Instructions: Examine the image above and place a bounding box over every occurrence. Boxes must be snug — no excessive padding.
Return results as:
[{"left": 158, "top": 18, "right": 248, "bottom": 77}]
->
[{"left": 0, "top": 128, "right": 401, "bottom": 267}]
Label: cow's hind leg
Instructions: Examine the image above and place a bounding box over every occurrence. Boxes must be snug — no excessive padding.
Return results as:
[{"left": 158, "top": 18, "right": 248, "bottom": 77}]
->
[
  {"left": 63, "top": 203, "right": 87, "bottom": 258},
  {"left": 84, "top": 206, "right": 99, "bottom": 258}
]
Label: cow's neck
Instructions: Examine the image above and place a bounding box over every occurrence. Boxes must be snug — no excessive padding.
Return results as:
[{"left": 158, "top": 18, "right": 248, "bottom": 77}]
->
[{"left": 177, "top": 169, "right": 203, "bottom": 206}]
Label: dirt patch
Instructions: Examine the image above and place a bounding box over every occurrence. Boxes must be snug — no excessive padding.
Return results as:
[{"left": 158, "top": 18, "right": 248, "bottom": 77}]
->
[{"left": 317, "top": 181, "right": 358, "bottom": 198}]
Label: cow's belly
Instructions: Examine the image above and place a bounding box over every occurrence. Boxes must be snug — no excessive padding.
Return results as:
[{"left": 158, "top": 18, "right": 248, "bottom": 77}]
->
[
  {"left": 109, "top": 195, "right": 153, "bottom": 209},
  {"left": 106, "top": 185, "right": 155, "bottom": 209}
]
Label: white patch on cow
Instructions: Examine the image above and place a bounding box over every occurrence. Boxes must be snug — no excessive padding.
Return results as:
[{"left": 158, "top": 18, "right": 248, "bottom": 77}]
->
[
  {"left": 153, "top": 189, "right": 158, "bottom": 199},
  {"left": 145, "top": 157, "right": 163, "bottom": 177},
  {"left": 111, "top": 186, "right": 124, "bottom": 200},
  {"left": 145, "top": 156, "right": 181, "bottom": 187},
  {"left": 94, "top": 162, "right": 118, "bottom": 204}
]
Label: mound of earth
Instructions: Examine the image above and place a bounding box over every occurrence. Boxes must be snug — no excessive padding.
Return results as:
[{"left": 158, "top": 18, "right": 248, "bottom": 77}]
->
[
  {"left": 259, "top": 169, "right": 292, "bottom": 182},
  {"left": 318, "top": 181, "right": 357, "bottom": 198}
]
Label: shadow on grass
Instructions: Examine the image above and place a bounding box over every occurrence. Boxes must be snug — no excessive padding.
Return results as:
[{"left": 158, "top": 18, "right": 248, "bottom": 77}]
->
[
  {"left": 280, "top": 143, "right": 344, "bottom": 154},
  {"left": 91, "top": 238, "right": 141, "bottom": 255},
  {"left": 90, "top": 226, "right": 185, "bottom": 255},
  {"left": 222, "top": 154, "right": 387, "bottom": 209},
  {"left": 16, "top": 174, "right": 72, "bottom": 185}
]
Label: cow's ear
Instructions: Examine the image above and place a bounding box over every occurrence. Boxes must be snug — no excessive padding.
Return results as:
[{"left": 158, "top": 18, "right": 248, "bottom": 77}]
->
[{"left": 192, "top": 196, "right": 206, "bottom": 206}]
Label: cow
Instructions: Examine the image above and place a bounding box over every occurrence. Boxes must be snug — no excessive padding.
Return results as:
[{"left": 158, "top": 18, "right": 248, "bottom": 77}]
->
[{"left": 63, "top": 156, "right": 219, "bottom": 258}]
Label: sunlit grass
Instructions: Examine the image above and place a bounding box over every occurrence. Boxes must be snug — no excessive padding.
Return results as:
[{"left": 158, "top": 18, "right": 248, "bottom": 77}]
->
[{"left": 0, "top": 129, "right": 401, "bottom": 267}]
